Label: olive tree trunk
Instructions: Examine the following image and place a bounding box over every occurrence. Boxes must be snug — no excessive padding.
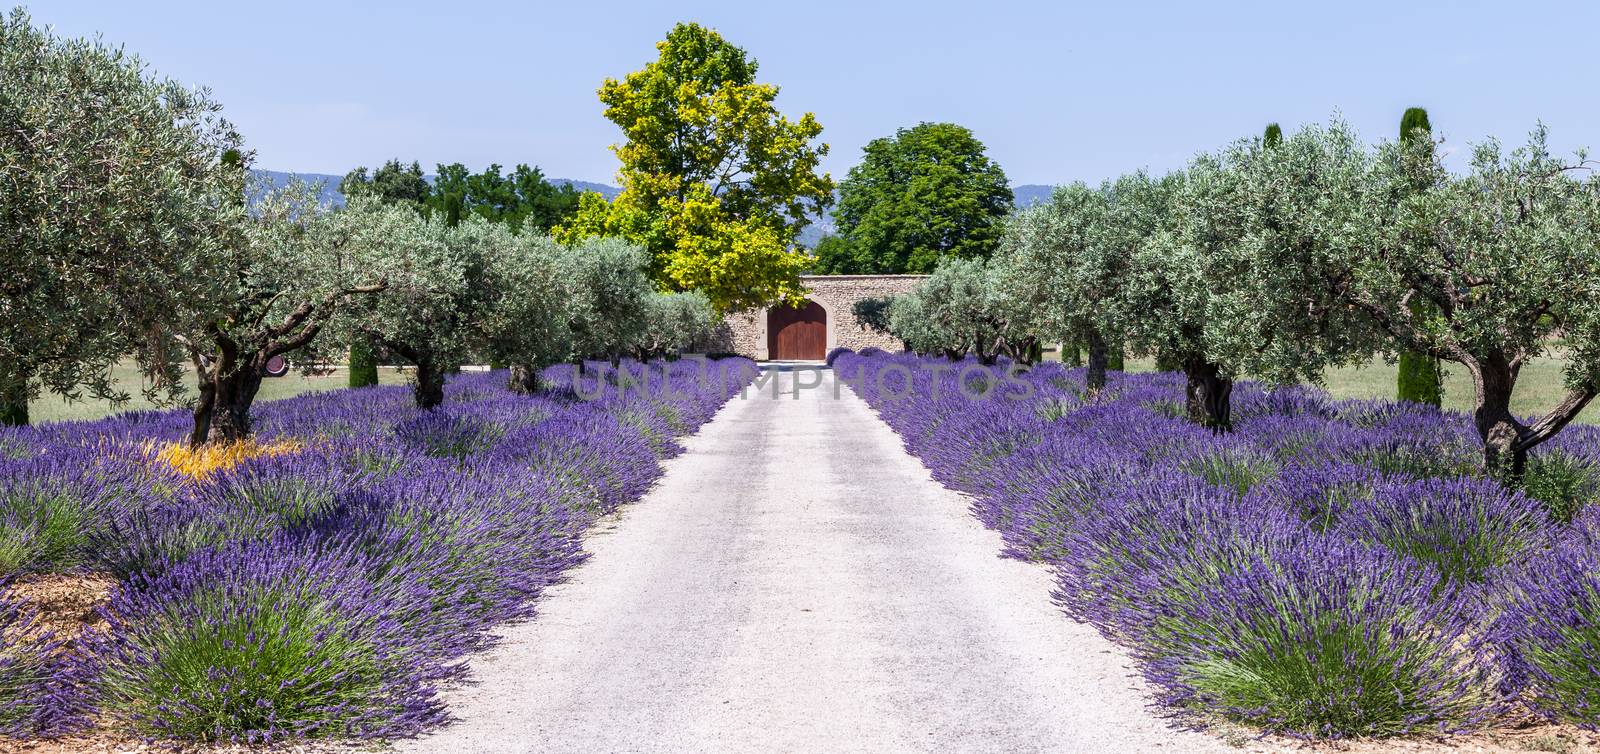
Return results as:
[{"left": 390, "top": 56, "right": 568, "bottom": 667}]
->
[
  {"left": 1085, "top": 329, "right": 1109, "bottom": 393},
  {"left": 1183, "top": 358, "right": 1234, "bottom": 431},
  {"left": 190, "top": 348, "right": 266, "bottom": 447},
  {"left": 508, "top": 364, "right": 541, "bottom": 395},
  {"left": 413, "top": 356, "right": 446, "bottom": 409},
  {"left": 378, "top": 338, "right": 446, "bottom": 409}
]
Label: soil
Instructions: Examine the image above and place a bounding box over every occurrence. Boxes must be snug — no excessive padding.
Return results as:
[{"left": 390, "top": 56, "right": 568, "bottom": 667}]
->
[
  {"left": 1209, "top": 721, "right": 1600, "bottom": 753},
  {"left": 6, "top": 573, "right": 117, "bottom": 642}
]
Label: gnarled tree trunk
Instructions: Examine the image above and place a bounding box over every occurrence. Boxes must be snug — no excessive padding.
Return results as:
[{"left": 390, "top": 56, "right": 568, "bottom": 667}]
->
[
  {"left": 413, "top": 356, "right": 445, "bottom": 409},
  {"left": 1471, "top": 354, "right": 1525, "bottom": 479},
  {"left": 1465, "top": 350, "right": 1596, "bottom": 483},
  {"left": 508, "top": 364, "right": 540, "bottom": 395},
  {"left": 379, "top": 338, "right": 446, "bottom": 409},
  {"left": 190, "top": 346, "right": 266, "bottom": 447},
  {"left": 1184, "top": 358, "right": 1234, "bottom": 431}
]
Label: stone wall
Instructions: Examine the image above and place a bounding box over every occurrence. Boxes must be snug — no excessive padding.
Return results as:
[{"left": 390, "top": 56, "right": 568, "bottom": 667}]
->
[{"left": 704, "top": 274, "right": 926, "bottom": 360}]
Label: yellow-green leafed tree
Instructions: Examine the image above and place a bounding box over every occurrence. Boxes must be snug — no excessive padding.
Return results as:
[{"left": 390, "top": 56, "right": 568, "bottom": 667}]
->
[{"left": 555, "top": 22, "right": 833, "bottom": 313}]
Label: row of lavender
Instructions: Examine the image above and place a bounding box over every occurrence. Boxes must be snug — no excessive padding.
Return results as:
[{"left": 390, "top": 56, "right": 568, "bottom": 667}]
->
[
  {"left": 835, "top": 349, "right": 1600, "bottom": 739},
  {"left": 0, "top": 359, "right": 755, "bottom": 742}
]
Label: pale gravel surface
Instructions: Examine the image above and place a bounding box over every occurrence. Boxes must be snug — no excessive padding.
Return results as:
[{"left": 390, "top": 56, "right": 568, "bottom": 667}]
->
[{"left": 394, "top": 366, "right": 1242, "bottom": 754}]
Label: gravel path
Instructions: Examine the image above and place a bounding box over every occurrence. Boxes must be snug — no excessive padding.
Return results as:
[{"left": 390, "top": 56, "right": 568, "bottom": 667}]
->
[{"left": 396, "top": 366, "right": 1236, "bottom": 753}]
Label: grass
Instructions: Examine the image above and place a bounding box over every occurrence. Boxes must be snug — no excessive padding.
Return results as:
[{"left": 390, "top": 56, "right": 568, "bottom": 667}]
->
[
  {"left": 1046, "top": 349, "right": 1599, "bottom": 425},
  {"left": 27, "top": 362, "right": 409, "bottom": 424}
]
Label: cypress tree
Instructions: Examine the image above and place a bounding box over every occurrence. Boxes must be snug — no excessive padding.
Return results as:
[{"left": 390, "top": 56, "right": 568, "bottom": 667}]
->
[
  {"left": 348, "top": 340, "right": 379, "bottom": 388},
  {"left": 1399, "top": 107, "right": 1431, "bottom": 145},
  {"left": 1061, "top": 339, "right": 1082, "bottom": 367},
  {"left": 0, "top": 398, "right": 26, "bottom": 427},
  {"left": 1263, "top": 122, "right": 1283, "bottom": 148},
  {"left": 1395, "top": 107, "right": 1443, "bottom": 407}
]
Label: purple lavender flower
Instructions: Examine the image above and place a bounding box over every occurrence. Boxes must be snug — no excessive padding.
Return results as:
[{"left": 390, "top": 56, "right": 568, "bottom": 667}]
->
[
  {"left": 1335, "top": 477, "right": 1554, "bottom": 588},
  {"left": 1493, "top": 534, "right": 1600, "bottom": 729},
  {"left": 0, "top": 580, "right": 90, "bottom": 736}
]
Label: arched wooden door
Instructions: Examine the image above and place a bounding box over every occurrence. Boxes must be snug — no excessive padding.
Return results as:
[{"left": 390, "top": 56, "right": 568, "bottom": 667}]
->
[{"left": 768, "top": 300, "right": 827, "bottom": 360}]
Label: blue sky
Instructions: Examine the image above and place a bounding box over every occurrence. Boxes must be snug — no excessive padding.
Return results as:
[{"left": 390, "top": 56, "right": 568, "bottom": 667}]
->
[{"left": 35, "top": 0, "right": 1600, "bottom": 186}]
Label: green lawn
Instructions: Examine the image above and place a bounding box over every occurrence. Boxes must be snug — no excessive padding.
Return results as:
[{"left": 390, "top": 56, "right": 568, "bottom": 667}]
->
[
  {"left": 27, "top": 362, "right": 411, "bottom": 425},
  {"left": 1047, "top": 349, "right": 1599, "bottom": 425}
]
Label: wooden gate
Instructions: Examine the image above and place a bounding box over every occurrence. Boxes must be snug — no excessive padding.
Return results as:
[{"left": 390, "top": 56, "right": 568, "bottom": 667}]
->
[{"left": 767, "top": 300, "right": 827, "bottom": 360}]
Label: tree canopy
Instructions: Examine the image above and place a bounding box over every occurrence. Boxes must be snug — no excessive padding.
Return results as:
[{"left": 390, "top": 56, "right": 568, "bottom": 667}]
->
[
  {"left": 427, "top": 162, "right": 582, "bottom": 233},
  {"left": 338, "top": 159, "right": 431, "bottom": 208},
  {"left": 1319, "top": 126, "right": 1600, "bottom": 475},
  {"left": 0, "top": 8, "right": 243, "bottom": 425},
  {"left": 814, "top": 122, "right": 1014, "bottom": 274},
  {"left": 555, "top": 22, "right": 834, "bottom": 312}
]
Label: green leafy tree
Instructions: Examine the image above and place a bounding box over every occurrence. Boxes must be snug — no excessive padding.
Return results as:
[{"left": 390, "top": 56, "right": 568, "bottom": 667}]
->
[
  {"left": 851, "top": 297, "right": 896, "bottom": 338},
  {"left": 424, "top": 163, "right": 582, "bottom": 234},
  {"left": 1394, "top": 107, "right": 1445, "bottom": 407},
  {"left": 0, "top": 9, "right": 243, "bottom": 425},
  {"left": 340, "top": 159, "right": 431, "bottom": 209},
  {"left": 347, "top": 343, "right": 379, "bottom": 388},
  {"left": 814, "top": 122, "right": 1014, "bottom": 274},
  {"left": 555, "top": 22, "right": 834, "bottom": 312}
]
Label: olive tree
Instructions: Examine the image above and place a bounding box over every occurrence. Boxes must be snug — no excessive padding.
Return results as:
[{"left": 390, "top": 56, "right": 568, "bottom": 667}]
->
[
  {"left": 887, "top": 258, "right": 1031, "bottom": 364},
  {"left": 154, "top": 182, "right": 415, "bottom": 446},
  {"left": 1114, "top": 166, "right": 1250, "bottom": 427},
  {"left": 559, "top": 237, "right": 655, "bottom": 370},
  {"left": 992, "top": 184, "right": 1117, "bottom": 388},
  {"left": 480, "top": 232, "right": 575, "bottom": 395},
  {"left": 335, "top": 214, "right": 509, "bottom": 408},
  {"left": 636, "top": 291, "right": 718, "bottom": 360},
  {"left": 0, "top": 9, "right": 242, "bottom": 424},
  {"left": 1322, "top": 127, "right": 1600, "bottom": 477},
  {"left": 1133, "top": 124, "right": 1378, "bottom": 430}
]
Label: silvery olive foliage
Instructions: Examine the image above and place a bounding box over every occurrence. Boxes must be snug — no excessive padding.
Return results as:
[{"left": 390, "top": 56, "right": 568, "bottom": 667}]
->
[
  {"left": 1002, "top": 117, "right": 1599, "bottom": 469},
  {"left": 1318, "top": 126, "right": 1600, "bottom": 474},
  {"left": 331, "top": 210, "right": 486, "bottom": 408},
  {"left": 990, "top": 183, "right": 1105, "bottom": 347},
  {"left": 558, "top": 237, "right": 656, "bottom": 366},
  {"left": 0, "top": 8, "right": 243, "bottom": 418},
  {"left": 637, "top": 291, "right": 717, "bottom": 360},
  {"left": 478, "top": 231, "right": 577, "bottom": 392},
  {"left": 887, "top": 258, "right": 1031, "bottom": 363},
  {"left": 1199, "top": 121, "right": 1384, "bottom": 385}
]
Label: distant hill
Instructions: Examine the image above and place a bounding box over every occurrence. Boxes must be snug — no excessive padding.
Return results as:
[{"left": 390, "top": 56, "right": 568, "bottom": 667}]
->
[{"left": 1012, "top": 184, "right": 1055, "bottom": 208}]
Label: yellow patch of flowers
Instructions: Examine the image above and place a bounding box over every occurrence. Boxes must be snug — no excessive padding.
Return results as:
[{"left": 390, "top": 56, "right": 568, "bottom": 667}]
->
[{"left": 146, "top": 438, "right": 303, "bottom": 480}]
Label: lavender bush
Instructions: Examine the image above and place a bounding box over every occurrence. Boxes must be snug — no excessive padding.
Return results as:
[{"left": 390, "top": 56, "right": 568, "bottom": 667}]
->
[
  {"left": 0, "top": 357, "right": 753, "bottom": 742},
  {"left": 1335, "top": 477, "right": 1552, "bottom": 588},
  {"left": 1495, "top": 531, "right": 1600, "bottom": 729},
  {"left": 839, "top": 350, "right": 1591, "bottom": 739}
]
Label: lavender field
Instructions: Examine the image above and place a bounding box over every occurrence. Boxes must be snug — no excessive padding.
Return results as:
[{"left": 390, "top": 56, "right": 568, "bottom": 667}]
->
[
  {"left": 0, "top": 359, "right": 753, "bottom": 742},
  {"left": 837, "top": 349, "right": 1600, "bottom": 740}
]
